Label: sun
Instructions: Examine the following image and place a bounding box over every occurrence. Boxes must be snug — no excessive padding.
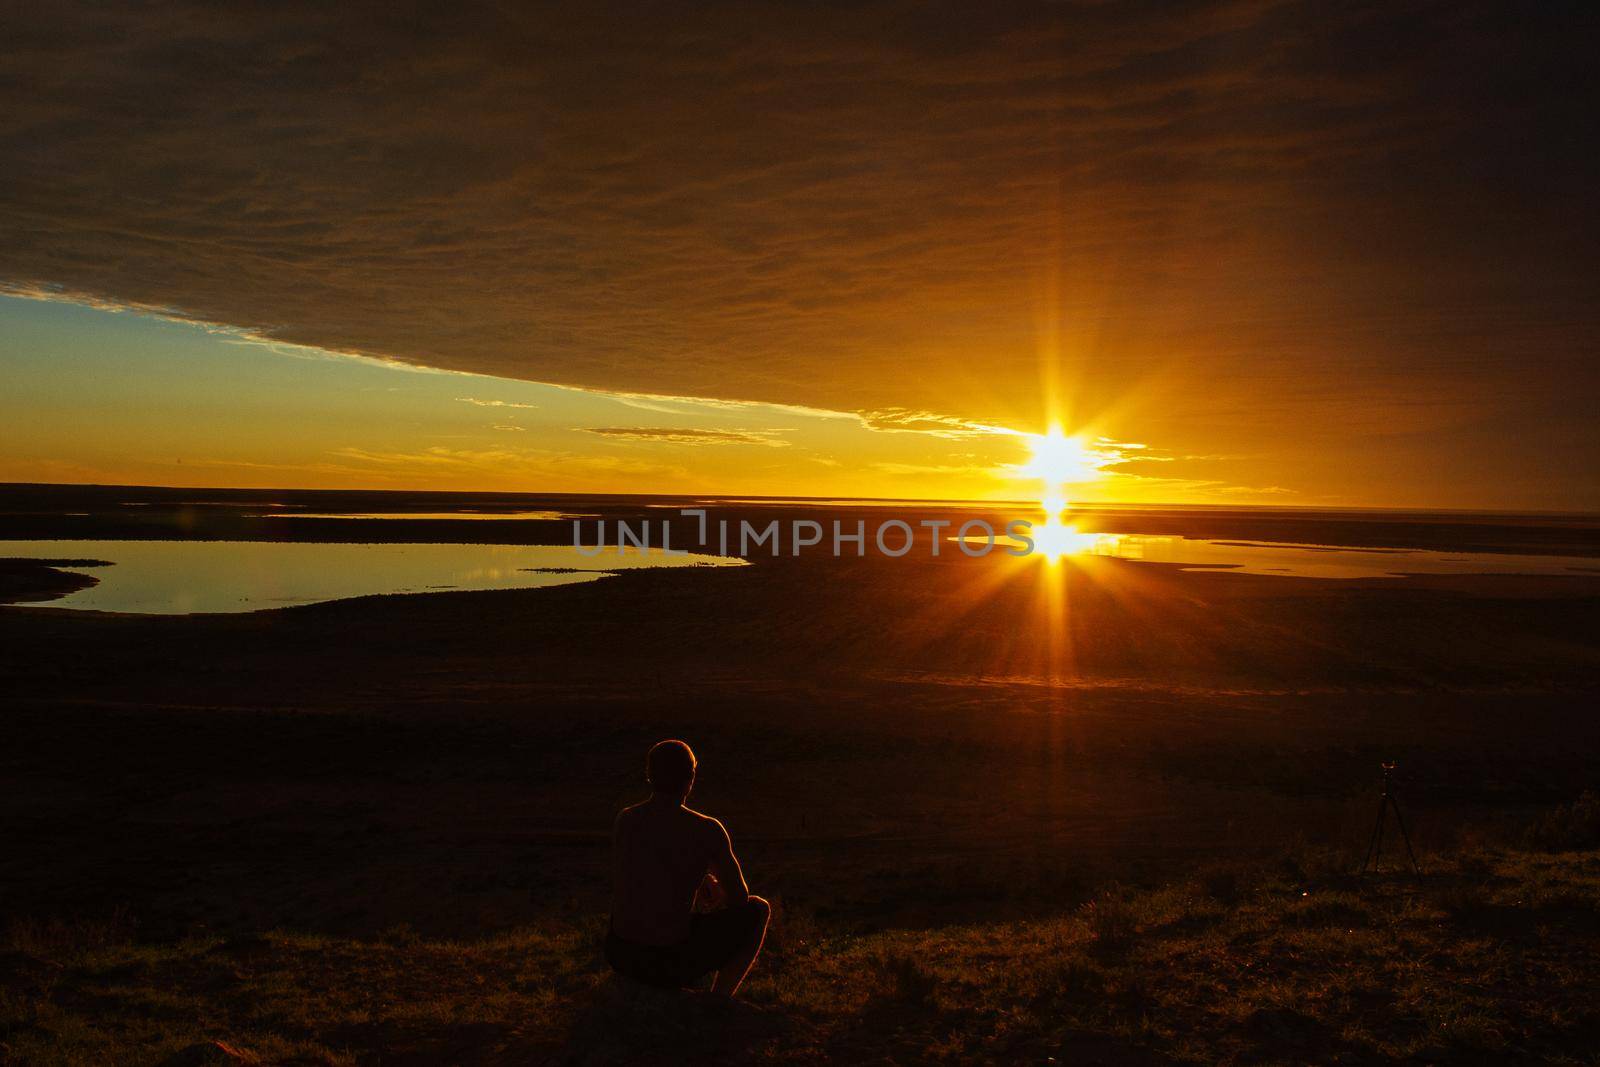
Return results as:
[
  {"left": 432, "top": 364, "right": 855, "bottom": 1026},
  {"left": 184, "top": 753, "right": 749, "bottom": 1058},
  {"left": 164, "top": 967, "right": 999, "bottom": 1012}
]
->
[
  {"left": 1021, "top": 427, "right": 1103, "bottom": 491},
  {"left": 1015, "top": 426, "right": 1111, "bottom": 562}
]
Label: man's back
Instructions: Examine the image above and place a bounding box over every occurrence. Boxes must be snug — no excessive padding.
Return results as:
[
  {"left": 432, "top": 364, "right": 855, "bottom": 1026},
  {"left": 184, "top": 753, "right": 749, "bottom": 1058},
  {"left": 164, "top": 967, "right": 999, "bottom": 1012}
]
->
[
  {"left": 611, "top": 799, "right": 719, "bottom": 945},
  {"left": 606, "top": 739, "right": 768, "bottom": 997}
]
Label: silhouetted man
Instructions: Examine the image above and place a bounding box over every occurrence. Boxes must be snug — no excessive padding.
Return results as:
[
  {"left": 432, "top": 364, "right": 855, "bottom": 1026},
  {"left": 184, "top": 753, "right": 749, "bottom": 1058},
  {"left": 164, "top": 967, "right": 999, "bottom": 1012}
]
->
[{"left": 606, "top": 739, "right": 770, "bottom": 997}]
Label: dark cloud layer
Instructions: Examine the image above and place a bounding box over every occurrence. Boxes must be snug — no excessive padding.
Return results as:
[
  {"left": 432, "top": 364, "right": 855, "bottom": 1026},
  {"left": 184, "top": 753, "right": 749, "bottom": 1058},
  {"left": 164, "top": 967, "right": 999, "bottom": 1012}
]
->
[{"left": 2, "top": 1, "right": 1596, "bottom": 503}]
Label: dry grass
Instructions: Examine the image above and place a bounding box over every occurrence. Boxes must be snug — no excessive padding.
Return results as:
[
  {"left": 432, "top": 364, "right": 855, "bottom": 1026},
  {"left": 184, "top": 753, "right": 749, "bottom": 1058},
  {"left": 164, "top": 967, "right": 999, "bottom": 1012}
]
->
[
  {"left": 3, "top": 845, "right": 1597, "bottom": 1065},
  {"left": 1524, "top": 791, "right": 1600, "bottom": 851}
]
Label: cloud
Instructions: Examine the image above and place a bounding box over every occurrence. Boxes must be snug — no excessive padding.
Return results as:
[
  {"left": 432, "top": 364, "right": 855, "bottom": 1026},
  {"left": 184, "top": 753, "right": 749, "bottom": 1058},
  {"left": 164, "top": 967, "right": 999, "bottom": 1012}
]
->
[
  {"left": 859, "top": 409, "right": 1016, "bottom": 439},
  {"left": 458, "top": 397, "right": 538, "bottom": 409},
  {"left": 585, "top": 389, "right": 851, "bottom": 423},
  {"left": 330, "top": 445, "right": 685, "bottom": 482},
  {"left": 0, "top": 281, "right": 450, "bottom": 375},
  {"left": 580, "top": 427, "right": 789, "bottom": 446},
  {"left": 1, "top": 3, "right": 1595, "bottom": 504}
]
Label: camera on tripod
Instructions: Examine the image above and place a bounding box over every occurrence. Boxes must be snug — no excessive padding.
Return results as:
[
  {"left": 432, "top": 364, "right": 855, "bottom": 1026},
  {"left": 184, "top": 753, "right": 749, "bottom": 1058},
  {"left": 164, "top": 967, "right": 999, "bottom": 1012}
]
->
[{"left": 1361, "top": 760, "right": 1419, "bottom": 876}]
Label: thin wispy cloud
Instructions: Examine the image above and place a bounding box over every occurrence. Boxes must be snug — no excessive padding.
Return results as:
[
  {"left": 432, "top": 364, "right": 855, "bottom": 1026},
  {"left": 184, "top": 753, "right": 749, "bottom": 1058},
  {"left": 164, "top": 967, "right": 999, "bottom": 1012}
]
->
[
  {"left": 581, "top": 427, "right": 790, "bottom": 447},
  {"left": 859, "top": 409, "right": 1017, "bottom": 439},
  {"left": 457, "top": 397, "right": 540, "bottom": 409},
  {"left": 331, "top": 445, "right": 686, "bottom": 482}
]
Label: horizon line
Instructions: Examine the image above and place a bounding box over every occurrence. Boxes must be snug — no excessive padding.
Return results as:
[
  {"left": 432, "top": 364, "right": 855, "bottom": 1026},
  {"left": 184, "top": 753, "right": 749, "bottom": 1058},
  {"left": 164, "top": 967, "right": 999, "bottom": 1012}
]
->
[{"left": 3, "top": 480, "right": 1597, "bottom": 520}]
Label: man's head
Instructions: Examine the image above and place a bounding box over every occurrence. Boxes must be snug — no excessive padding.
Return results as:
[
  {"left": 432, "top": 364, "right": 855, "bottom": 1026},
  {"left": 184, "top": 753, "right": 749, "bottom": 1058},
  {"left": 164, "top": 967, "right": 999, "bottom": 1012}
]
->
[{"left": 646, "top": 739, "right": 697, "bottom": 800}]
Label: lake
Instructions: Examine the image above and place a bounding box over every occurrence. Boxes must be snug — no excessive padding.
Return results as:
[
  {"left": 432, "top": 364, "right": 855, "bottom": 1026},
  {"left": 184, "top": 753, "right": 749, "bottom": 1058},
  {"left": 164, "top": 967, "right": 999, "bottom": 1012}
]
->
[
  {"left": 0, "top": 540, "right": 742, "bottom": 614},
  {"left": 5, "top": 523, "right": 1595, "bottom": 616},
  {"left": 1011, "top": 530, "right": 1600, "bottom": 579}
]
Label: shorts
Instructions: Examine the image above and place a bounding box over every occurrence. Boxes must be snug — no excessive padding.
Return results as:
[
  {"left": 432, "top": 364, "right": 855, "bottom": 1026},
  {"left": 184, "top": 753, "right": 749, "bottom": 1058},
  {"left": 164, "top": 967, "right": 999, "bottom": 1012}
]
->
[{"left": 605, "top": 898, "right": 767, "bottom": 988}]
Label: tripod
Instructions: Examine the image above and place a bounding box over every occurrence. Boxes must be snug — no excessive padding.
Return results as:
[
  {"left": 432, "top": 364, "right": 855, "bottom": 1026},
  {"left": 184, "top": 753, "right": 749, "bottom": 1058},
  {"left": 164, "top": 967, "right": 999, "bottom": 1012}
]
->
[{"left": 1360, "top": 762, "right": 1420, "bottom": 876}]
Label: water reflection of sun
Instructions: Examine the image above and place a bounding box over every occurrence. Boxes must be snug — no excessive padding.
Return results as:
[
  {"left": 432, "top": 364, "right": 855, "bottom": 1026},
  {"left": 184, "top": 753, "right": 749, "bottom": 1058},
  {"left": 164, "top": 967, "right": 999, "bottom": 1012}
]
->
[
  {"left": 932, "top": 438, "right": 1159, "bottom": 683},
  {"left": 1030, "top": 514, "right": 1108, "bottom": 563},
  {"left": 1022, "top": 427, "right": 1114, "bottom": 563}
]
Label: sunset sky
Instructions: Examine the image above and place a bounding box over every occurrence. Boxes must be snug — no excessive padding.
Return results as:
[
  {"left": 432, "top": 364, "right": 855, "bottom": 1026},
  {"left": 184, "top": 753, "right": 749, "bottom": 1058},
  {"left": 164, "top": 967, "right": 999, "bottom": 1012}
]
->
[{"left": 2, "top": 2, "right": 1595, "bottom": 509}]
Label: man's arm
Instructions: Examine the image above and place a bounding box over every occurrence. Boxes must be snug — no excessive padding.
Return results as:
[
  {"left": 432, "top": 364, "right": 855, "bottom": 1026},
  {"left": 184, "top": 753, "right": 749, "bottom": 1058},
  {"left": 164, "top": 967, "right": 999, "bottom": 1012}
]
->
[{"left": 705, "top": 818, "right": 750, "bottom": 906}]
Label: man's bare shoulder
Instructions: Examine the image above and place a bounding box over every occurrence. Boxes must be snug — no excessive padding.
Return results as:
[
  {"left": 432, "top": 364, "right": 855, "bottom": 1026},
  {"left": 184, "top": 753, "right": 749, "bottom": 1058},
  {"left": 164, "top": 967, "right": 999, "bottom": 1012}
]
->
[
  {"left": 682, "top": 806, "right": 730, "bottom": 842},
  {"left": 613, "top": 801, "right": 649, "bottom": 831}
]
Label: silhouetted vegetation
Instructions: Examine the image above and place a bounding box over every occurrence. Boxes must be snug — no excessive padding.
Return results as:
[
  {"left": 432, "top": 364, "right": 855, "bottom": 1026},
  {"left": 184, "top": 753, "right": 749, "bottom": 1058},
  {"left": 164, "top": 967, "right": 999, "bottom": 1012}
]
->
[
  {"left": 1525, "top": 791, "right": 1600, "bottom": 851},
  {"left": 4, "top": 838, "right": 1598, "bottom": 1064}
]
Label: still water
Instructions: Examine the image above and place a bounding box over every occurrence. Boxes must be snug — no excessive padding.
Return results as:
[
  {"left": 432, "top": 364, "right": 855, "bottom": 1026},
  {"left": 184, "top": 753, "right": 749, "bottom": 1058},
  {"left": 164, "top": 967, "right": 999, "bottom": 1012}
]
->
[
  {"left": 5, "top": 530, "right": 1594, "bottom": 616},
  {"left": 1008, "top": 529, "right": 1600, "bottom": 579},
  {"left": 1, "top": 540, "right": 742, "bottom": 614}
]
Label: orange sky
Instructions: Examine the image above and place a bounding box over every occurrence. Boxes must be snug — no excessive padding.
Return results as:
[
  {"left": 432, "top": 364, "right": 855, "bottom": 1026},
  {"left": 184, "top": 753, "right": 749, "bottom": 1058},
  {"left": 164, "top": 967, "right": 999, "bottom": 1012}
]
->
[
  {"left": 1, "top": 4, "right": 1596, "bottom": 509},
  {"left": 2, "top": 293, "right": 1242, "bottom": 506}
]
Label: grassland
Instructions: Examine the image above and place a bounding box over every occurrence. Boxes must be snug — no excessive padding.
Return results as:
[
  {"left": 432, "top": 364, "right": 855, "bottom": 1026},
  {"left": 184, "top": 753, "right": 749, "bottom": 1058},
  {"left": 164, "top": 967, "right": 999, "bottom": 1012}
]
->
[
  {"left": 3, "top": 489, "right": 1598, "bottom": 1063},
  {"left": 5, "top": 834, "right": 1599, "bottom": 1065}
]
